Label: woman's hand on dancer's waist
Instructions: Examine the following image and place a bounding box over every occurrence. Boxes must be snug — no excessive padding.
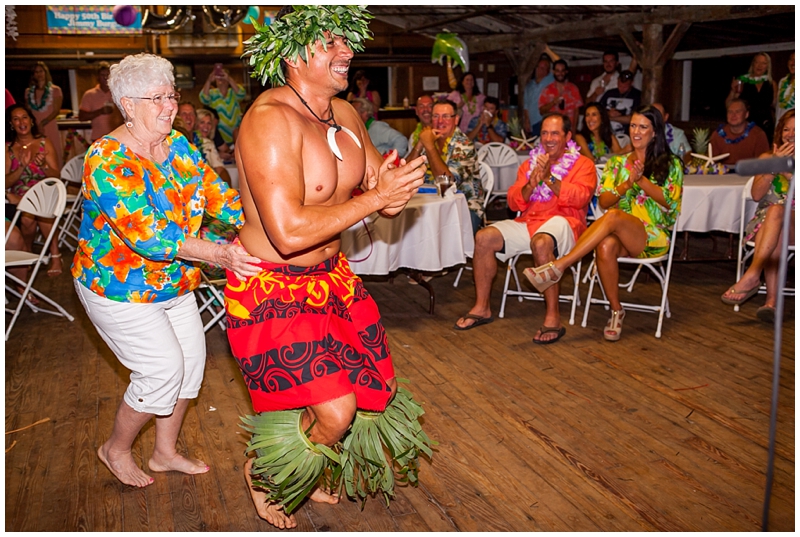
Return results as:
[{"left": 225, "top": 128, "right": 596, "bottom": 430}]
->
[{"left": 217, "top": 242, "right": 263, "bottom": 281}]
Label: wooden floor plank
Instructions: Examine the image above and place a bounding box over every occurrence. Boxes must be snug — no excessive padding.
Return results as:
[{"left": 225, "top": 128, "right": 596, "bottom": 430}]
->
[{"left": 4, "top": 243, "right": 794, "bottom": 531}]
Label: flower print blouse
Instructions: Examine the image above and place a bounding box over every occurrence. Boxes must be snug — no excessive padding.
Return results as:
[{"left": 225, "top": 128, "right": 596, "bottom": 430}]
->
[
  {"left": 71, "top": 131, "right": 244, "bottom": 303},
  {"left": 599, "top": 154, "right": 683, "bottom": 258}
]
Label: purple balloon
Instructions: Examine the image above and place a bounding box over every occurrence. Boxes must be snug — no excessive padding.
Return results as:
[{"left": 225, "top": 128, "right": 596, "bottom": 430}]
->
[{"left": 113, "top": 5, "right": 137, "bottom": 27}]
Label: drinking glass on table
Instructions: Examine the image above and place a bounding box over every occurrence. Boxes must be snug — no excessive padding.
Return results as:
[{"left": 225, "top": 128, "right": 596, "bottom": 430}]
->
[{"left": 435, "top": 174, "right": 452, "bottom": 197}]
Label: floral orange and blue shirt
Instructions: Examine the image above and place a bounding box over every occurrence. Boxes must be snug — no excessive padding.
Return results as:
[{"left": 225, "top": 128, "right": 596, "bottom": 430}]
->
[
  {"left": 71, "top": 131, "right": 244, "bottom": 303},
  {"left": 599, "top": 154, "right": 683, "bottom": 258}
]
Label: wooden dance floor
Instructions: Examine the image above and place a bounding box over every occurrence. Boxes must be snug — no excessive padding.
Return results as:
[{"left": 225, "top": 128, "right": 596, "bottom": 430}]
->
[{"left": 5, "top": 239, "right": 795, "bottom": 531}]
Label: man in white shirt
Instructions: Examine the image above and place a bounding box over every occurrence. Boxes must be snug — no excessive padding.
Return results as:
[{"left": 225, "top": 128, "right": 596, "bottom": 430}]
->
[
  {"left": 586, "top": 51, "right": 621, "bottom": 103},
  {"left": 352, "top": 98, "right": 408, "bottom": 157}
]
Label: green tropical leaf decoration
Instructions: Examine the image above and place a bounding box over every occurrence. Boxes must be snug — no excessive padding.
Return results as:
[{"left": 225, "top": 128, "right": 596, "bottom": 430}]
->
[
  {"left": 431, "top": 32, "right": 469, "bottom": 72},
  {"left": 242, "top": 5, "right": 374, "bottom": 87}
]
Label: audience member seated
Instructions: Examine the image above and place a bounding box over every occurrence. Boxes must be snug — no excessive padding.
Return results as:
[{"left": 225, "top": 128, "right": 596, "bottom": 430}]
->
[
  {"left": 200, "top": 106, "right": 233, "bottom": 163},
  {"left": 574, "top": 102, "right": 629, "bottom": 162},
  {"left": 776, "top": 53, "right": 794, "bottom": 123},
  {"left": 539, "top": 60, "right": 583, "bottom": 134},
  {"left": 523, "top": 46, "right": 559, "bottom": 136},
  {"left": 466, "top": 96, "right": 509, "bottom": 144},
  {"left": 709, "top": 99, "right": 770, "bottom": 165},
  {"left": 407, "top": 94, "right": 433, "bottom": 158},
  {"left": 79, "top": 61, "right": 123, "bottom": 142},
  {"left": 727, "top": 52, "right": 778, "bottom": 144},
  {"left": 351, "top": 97, "right": 408, "bottom": 156},
  {"left": 5, "top": 104, "right": 63, "bottom": 277},
  {"left": 200, "top": 64, "right": 245, "bottom": 146},
  {"left": 721, "top": 110, "right": 794, "bottom": 322},
  {"left": 449, "top": 72, "right": 485, "bottom": 134},
  {"left": 651, "top": 103, "right": 692, "bottom": 163},
  {"left": 26, "top": 61, "right": 63, "bottom": 168},
  {"left": 599, "top": 70, "right": 641, "bottom": 132},
  {"left": 177, "top": 102, "right": 231, "bottom": 184},
  {"left": 524, "top": 106, "right": 683, "bottom": 342},
  {"left": 453, "top": 113, "right": 596, "bottom": 343},
  {"left": 407, "top": 99, "right": 484, "bottom": 233},
  {"left": 346, "top": 70, "right": 381, "bottom": 119}
]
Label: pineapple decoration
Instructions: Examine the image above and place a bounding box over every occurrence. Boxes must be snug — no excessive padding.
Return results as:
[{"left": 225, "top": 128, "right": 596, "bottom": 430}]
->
[
  {"left": 431, "top": 33, "right": 469, "bottom": 90},
  {"left": 687, "top": 127, "right": 729, "bottom": 174},
  {"left": 691, "top": 127, "right": 710, "bottom": 154}
]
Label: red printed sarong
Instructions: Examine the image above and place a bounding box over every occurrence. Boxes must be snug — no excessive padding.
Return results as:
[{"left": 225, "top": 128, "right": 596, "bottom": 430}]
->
[{"left": 225, "top": 252, "right": 395, "bottom": 412}]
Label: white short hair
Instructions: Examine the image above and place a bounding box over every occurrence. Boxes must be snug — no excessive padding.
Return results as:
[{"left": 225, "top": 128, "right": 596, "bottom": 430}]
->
[
  {"left": 352, "top": 97, "right": 374, "bottom": 117},
  {"left": 108, "top": 53, "right": 175, "bottom": 118}
]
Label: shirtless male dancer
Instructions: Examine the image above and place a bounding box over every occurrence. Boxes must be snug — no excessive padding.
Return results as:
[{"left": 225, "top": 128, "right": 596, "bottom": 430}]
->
[{"left": 226, "top": 6, "right": 428, "bottom": 529}]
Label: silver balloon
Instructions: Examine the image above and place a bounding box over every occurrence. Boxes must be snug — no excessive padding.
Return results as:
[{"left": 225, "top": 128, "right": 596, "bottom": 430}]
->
[
  {"left": 202, "top": 6, "right": 248, "bottom": 30},
  {"left": 142, "top": 6, "right": 191, "bottom": 34}
]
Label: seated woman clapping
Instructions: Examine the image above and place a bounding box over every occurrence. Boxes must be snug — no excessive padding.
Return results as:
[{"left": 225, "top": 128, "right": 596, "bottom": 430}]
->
[
  {"left": 523, "top": 105, "right": 683, "bottom": 341},
  {"left": 574, "top": 102, "right": 630, "bottom": 163},
  {"left": 721, "top": 109, "right": 794, "bottom": 322}
]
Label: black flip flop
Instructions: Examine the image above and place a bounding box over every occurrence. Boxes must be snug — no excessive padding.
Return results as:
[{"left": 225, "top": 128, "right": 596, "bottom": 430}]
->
[
  {"left": 756, "top": 306, "right": 776, "bottom": 324},
  {"left": 533, "top": 325, "right": 566, "bottom": 345},
  {"left": 453, "top": 313, "right": 494, "bottom": 331}
]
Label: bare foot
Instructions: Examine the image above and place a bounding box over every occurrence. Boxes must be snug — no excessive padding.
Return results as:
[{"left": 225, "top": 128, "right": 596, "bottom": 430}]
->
[
  {"left": 97, "top": 444, "right": 154, "bottom": 487},
  {"left": 309, "top": 486, "right": 339, "bottom": 505},
  {"left": 47, "top": 254, "right": 63, "bottom": 277},
  {"left": 148, "top": 451, "right": 209, "bottom": 475},
  {"left": 244, "top": 458, "right": 298, "bottom": 529}
]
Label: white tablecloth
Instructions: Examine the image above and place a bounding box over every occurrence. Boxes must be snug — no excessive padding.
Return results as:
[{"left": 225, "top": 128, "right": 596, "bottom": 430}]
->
[
  {"left": 488, "top": 153, "right": 529, "bottom": 193},
  {"left": 677, "top": 174, "right": 755, "bottom": 233},
  {"left": 225, "top": 165, "right": 239, "bottom": 189},
  {"left": 341, "top": 193, "right": 475, "bottom": 275}
]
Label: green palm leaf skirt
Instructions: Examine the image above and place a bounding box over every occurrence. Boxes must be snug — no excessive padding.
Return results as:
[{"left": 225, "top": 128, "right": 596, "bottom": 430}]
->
[{"left": 240, "top": 380, "right": 435, "bottom": 514}]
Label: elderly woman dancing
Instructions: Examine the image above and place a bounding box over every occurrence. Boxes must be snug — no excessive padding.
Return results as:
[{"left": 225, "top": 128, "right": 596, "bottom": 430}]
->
[
  {"left": 721, "top": 109, "right": 794, "bottom": 322},
  {"left": 523, "top": 105, "right": 683, "bottom": 341},
  {"left": 71, "top": 53, "right": 262, "bottom": 487}
]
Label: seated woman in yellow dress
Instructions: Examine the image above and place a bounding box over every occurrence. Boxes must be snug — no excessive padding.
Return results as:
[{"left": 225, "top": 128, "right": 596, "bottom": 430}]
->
[{"left": 523, "top": 105, "right": 683, "bottom": 341}]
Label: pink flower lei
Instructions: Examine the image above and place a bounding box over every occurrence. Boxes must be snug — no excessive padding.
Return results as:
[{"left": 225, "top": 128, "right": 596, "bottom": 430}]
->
[{"left": 527, "top": 139, "right": 580, "bottom": 203}]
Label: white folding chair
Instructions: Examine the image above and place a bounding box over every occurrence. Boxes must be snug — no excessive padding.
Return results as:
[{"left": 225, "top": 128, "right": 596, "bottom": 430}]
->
[
  {"left": 5, "top": 178, "right": 74, "bottom": 340},
  {"left": 58, "top": 154, "right": 86, "bottom": 251},
  {"left": 498, "top": 253, "right": 583, "bottom": 326},
  {"left": 477, "top": 142, "right": 519, "bottom": 206},
  {"left": 453, "top": 162, "right": 495, "bottom": 287},
  {"left": 615, "top": 133, "right": 631, "bottom": 148},
  {"left": 581, "top": 225, "right": 679, "bottom": 338},
  {"left": 733, "top": 176, "right": 795, "bottom": 312},
  {"left": 195, "top": 271, "right": 228, "bottom": 332}
]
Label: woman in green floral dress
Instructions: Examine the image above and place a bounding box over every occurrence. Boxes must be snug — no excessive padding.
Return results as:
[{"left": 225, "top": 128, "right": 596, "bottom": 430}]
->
[
  {"left": 523, "top": 105, "right": 683, "bottom": 341},
  {"left": 721, "top": 110, "right": 794, "bottom": 322}
]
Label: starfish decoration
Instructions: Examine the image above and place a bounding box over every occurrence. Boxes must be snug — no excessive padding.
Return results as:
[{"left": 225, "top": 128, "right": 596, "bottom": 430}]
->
[
  {"left": 690, "top": 144, "right": 729, "bottom": 173},
  {"left": 510, "top": 132, "right": 539, "bottom": 152}
]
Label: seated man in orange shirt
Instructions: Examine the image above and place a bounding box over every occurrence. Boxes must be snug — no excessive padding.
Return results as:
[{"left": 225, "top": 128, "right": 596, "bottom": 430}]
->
[
  {"left": 454, "top": 113, "right": 596, "bottom": 343},
  {"left": 709, "top": 99, "right": 770, "bottom": 165}
]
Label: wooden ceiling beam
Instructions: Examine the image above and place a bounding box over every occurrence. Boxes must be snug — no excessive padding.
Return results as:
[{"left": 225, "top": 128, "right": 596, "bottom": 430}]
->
[
  {"left": 468, "top": 5, "right": 794, "bottom": 53},
  {"left": 405, "top": 7, "right": 500, "bottom": 33}
]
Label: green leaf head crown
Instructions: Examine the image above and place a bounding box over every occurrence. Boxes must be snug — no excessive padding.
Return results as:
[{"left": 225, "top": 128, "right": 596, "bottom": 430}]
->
[{"left": 243, "top": 5, "right": 374, "bottom": 87}]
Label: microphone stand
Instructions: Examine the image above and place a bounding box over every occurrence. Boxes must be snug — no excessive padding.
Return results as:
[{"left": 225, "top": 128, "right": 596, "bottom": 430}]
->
[{"left": 759, "top": 173, "right": 794, "bottom": 531}]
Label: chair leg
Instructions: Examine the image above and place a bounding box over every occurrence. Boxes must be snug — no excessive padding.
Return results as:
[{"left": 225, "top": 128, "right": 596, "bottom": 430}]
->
[
  {"left": 498, "top": 260, "right": 515, "bottom": 319},
  {"left": 581, "top": 262, "right": 597, "bottom": 328}
]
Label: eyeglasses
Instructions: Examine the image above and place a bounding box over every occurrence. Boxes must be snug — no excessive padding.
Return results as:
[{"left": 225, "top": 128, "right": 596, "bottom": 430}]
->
[
  {"left": 130, "top": 93, "right": 181, "bottom": 106},
  {"left": 432, "top": 114, "right": 456, "bottom": 120}
]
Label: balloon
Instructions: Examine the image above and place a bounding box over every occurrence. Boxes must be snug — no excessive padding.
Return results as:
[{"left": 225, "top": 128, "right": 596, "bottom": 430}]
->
[
  {"left": 142, "top": 6, "right": 190, "bottom": 34},
  {"left": 112, "top": 5, "right": 138, "bottom": 27},
  {"left": 431, "top": 33, "right": 469, "bottom": 73},
  {"left": 202, "top": 6, "right": 248, "bottom": 30},
  {"left": 243, "top": 6, "right": 260, "bottom": 25}
]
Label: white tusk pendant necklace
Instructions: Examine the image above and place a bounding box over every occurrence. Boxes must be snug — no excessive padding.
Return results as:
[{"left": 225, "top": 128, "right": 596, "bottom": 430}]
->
[{"left": 286, "top": 83, "right": 361, "bottom": 161}]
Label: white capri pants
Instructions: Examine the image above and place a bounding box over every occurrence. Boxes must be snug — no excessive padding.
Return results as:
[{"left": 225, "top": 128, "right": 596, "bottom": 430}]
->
[
  {"left": 489, "top": 216, "right": 576, "bottom": 263},
  {"left": 74, "top": 280, "right": 206, "bottom": 416}
]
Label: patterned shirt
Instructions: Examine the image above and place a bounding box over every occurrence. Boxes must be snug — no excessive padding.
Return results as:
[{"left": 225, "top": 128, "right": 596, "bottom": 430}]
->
[
  {"left": 421, "top": 128, "right": 484, "bottom": 218},
  {"left": 539, "top": 81, "right": 583, "bottom": 120},
  {"left": 199, "top": 85, "right": 246, "bottom": 144},
  {"left": 466, "top": 116, "right": 510, "bottom": 144},
  {"left": 599, "top": 155, "right": 683, "bottom": 258},
  {"left": 71, "top": 131, "right": 244, "bottom": 303}
]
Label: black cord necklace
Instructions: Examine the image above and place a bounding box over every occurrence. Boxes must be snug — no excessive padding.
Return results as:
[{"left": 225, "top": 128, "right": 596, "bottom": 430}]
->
[
  {"left": 283, "top": 83, "right": 362, "bottom": 161},
  {"left": 286, "top": 83, "right": 340, "bottom": 131}
]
